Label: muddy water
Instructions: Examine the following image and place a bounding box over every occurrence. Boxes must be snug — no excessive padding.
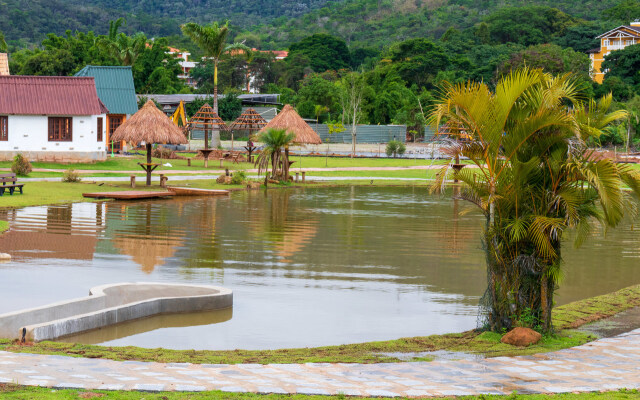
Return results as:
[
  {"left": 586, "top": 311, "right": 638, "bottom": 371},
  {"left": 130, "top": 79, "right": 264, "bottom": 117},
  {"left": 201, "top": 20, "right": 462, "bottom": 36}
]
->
[{"left": 0, "top": 187, "right": 639, "bottom": 350}]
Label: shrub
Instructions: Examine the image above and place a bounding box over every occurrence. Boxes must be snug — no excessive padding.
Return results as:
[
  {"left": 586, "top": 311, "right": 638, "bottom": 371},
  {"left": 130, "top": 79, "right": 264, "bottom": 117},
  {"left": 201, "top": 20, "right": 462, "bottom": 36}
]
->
[
  {"left": 62, "top": 168, "right": 81, "bottom": 182},
  {"left": 385, "top": 140, "right": 406, "bottom": 157},
  {"left": 11, "top": 154, "right": 32, "bottom": 176},
  {"left": 231, "top": 170, "right": 247, "bottom": 185},
  {"left": 152, "top": 147, "right": 182, "bottom": 159}
]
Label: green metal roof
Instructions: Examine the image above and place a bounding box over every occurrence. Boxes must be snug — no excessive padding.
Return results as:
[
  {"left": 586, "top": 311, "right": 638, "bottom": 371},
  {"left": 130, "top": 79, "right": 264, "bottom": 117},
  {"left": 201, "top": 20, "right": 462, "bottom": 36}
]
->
[{"left": 75, "top": 66, "right": 138, "bottom": 115}]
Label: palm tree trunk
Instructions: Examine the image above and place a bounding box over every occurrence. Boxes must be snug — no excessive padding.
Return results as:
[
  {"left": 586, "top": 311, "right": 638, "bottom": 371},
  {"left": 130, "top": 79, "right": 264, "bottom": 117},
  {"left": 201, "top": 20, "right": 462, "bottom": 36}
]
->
[
  {"left": 213, "top": 61, "right": 219, "bottom": 114},
  {"left": 541, "top": 274, "right": 550, "bottom": 331}
]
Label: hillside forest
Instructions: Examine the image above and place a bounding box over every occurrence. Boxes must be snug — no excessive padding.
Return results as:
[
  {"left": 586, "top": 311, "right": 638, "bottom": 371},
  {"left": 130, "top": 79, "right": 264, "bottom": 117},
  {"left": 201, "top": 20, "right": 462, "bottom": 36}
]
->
[{"left": 4, "top": 1, "right": 640, "bottom": 146}]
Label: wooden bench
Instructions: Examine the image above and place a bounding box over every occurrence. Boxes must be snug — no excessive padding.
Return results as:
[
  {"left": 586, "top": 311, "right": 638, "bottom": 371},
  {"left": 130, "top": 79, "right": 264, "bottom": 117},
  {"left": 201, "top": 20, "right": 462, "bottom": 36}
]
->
[{"left": 0, "top": 173, "right": 25, "bottom": 196}]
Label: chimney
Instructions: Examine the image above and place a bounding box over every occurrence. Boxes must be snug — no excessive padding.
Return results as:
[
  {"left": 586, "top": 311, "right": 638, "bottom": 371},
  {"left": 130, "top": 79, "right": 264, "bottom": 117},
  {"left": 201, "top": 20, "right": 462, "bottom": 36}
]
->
[{"left": 631, "top": 19, "right": 640, "bottom": 27}]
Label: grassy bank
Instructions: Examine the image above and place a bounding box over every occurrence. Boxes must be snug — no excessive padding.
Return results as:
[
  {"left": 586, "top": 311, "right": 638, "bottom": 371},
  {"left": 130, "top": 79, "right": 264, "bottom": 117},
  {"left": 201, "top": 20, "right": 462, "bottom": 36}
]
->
[
  {"left": 0, "top": 220, "right": 8, "bottom": 233},
  {"left": 1, "top": 384, "right": 639, "bottom": 399},
  {"left": 0, "top": 178, "right": 436, "bottom": 209},
  {"left": 2, "top": 284, "right": 639, "bottom": 365}
]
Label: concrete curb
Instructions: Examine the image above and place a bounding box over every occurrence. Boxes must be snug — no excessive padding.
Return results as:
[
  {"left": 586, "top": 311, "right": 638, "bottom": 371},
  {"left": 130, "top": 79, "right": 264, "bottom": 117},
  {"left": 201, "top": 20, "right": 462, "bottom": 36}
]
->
[{"left": 0, "top": 282, "right": 232, "bottom": 342}]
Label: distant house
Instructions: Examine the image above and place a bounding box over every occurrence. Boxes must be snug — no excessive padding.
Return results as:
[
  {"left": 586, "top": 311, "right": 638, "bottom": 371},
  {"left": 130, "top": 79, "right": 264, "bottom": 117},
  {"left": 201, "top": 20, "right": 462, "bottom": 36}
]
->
[
  {"left": 589, "top": 21, "right": 640, "bottom": 84},
  {"left": 75, "top": 66, "right": 138, "bottom": 152},
  {"left": 0, "top": 76, "right": 108, "bottom": 162}
]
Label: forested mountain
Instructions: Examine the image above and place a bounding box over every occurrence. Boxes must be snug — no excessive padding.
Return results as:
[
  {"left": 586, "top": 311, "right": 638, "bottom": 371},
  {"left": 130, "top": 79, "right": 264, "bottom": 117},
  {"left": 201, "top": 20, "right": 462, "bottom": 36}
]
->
[
  {"left": 250, "top": 0, "right": 626, "bottom": 49},
  {"left": 0, "top": 0, "right": 337, "bottom": 47},
  {"left": 1, "top": 0, "right": 634, "bottom": 48}
]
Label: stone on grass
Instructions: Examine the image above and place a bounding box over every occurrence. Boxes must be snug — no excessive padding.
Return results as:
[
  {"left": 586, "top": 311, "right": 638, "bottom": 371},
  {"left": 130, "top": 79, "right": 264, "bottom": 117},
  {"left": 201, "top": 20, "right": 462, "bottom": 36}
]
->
[{"left": 501, "top": 327, "right": 542, "bottom": 347}]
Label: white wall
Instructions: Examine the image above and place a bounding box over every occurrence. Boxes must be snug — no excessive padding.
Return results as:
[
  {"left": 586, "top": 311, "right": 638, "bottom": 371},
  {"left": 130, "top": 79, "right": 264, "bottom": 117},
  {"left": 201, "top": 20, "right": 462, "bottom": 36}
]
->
[{"left": 0, "top": 114, "right": 107, "bottom": 162}]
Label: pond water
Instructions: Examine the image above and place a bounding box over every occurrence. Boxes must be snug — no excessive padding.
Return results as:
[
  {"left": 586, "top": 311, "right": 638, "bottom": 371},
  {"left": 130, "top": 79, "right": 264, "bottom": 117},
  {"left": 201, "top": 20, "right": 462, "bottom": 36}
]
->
[{"left": 1, "top": 187, "right": 639, "bottom": 350}]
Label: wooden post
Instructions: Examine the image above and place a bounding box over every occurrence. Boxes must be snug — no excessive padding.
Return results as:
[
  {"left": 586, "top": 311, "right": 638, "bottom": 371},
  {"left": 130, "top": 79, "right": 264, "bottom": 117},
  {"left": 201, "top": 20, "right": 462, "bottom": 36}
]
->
[
  {"left": 220, "top": 158, "right": 224, "bottom": 168},
  {"left": 225, "top": 168, "right": 230, "bottom": 176},
  {"left": 295, "top": 172, "right": 299, "bottom": 182},
  {"left": 146, "top": 143, "right": 152, "bottom": 186},
  {"left": 302, "top": 171, "right": 306, "bottom": 183},
  {"left": 130, "top": 175, "right": 136, "bottom": 188},
  {"left": 204, "top": 158, "right": 208, "bottom": 168},
  {"left": 187, "top": 158, "right": 191, "bottom": 167}
]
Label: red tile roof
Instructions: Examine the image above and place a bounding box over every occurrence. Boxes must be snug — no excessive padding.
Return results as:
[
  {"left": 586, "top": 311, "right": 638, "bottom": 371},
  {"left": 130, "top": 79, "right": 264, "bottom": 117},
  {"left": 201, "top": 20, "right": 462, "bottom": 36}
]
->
[{"left": 0, "top": 76, "right": 107, "bottom": 115}]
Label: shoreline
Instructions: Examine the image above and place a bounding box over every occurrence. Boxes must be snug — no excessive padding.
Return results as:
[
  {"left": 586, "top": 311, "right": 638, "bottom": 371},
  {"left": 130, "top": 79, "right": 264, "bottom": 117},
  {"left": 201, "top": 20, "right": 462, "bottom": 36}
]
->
[{"left": 1, "top": 283, "right": 639, "bottom": 365}]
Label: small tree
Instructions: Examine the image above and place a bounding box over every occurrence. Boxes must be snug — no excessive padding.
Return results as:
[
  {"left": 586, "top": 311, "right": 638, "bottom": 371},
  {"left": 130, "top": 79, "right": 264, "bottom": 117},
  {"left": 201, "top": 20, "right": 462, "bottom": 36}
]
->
[
  {"left": 255, "top": 128, "right": 296, "bottom": 181},
  {"left": 11, "top": 154, "right": 32, "bottom": 176},
  {"left": 339, "top": 72, "right": 365, "bottom": 158},
  {"left": 385, "top": 140, "right": 406, "bottom": 157},
  {"left": 325, "top": 122, "right": 345, "bottom": 166}
]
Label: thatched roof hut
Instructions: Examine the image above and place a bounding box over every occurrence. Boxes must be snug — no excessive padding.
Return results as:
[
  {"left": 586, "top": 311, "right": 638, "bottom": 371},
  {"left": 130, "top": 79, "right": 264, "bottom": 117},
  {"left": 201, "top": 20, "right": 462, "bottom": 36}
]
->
[
  {"left": 111, "top": 100, "right": 187, "bottom": 185},
  {"left": 186, "top": 103, "right": 228, "bottom": 152},
  {"left": 259, "top": 104, "right": 322, "bottom": 145},
  {"left": 111, "top": 100, "right": 187, "bottom": 145},
  {"left": 186, "top": 103, "right": 229, "bottom": 133},
  {"left": 229, "top": 108, "right": 267, "bottom": 132}
]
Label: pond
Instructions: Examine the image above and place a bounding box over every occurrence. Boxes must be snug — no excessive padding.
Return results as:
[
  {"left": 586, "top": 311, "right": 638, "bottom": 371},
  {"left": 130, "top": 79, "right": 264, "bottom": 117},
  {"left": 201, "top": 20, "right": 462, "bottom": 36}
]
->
[{"left": 1, "top": 186, "right": 639, "bottom": 350}]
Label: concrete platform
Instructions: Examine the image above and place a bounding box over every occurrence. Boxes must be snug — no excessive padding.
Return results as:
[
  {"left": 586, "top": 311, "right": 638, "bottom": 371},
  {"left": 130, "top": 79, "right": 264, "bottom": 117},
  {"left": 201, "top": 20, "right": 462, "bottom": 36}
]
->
[
  {"left": 82, "top": 191, "right": 175, "bottom": 199},
  {"left": 0, "top": 282, "right": 233, "bottom": 342}
]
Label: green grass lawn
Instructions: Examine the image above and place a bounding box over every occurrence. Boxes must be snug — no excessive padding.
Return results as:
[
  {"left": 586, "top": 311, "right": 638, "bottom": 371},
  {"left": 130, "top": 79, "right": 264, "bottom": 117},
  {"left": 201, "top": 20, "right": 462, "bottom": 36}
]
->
[
  {"left": 0, "top": 220, "right": 8, "bottom": 233},
  {"left": 1, "top": 385, "right": 639, "bottom": 399},
  {"left": 0, "top": 155, "right": 451, "bottom": 173}
]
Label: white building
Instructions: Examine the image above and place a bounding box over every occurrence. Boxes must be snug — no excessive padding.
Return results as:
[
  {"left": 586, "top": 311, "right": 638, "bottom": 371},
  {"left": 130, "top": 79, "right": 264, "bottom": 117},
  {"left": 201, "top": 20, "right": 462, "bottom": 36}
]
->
[{"left": 0, "top": 76, "right": 108, "bottom": 162}]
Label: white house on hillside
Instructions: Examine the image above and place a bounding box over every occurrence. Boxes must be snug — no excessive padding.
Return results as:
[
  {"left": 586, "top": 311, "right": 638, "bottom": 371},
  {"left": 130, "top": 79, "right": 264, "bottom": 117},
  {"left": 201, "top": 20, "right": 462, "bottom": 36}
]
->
[{"left": 0, "top": 76, "right": 108, "bottom": 162}]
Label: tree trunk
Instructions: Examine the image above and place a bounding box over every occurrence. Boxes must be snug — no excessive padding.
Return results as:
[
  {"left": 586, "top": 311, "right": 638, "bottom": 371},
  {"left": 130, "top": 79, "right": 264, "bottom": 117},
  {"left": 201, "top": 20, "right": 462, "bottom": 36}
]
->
[
  {"left": 284, "top": 146, "right": 290, "bottom": 181},
  {"left": 146, "top": 143, "right": 152, "bottom": 186}
]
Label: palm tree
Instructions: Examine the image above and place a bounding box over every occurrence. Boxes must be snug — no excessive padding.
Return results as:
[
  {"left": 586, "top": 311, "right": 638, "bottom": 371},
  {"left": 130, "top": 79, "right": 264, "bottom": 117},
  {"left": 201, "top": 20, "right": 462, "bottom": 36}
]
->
[
  {"left": 255, "top": 128, "right": 296, "bottom": 181},
  {"left": 98, "top": 19, "right": 146, "bottom": 66},
  {"left": 0, "top": 31, "right": 7, "bottom": 52},
  {"left": 430, "top": 68, "right": 640, "bottom": 333},
  {"left": 181, "top": 22, "right": 250, "bottom": 114}
]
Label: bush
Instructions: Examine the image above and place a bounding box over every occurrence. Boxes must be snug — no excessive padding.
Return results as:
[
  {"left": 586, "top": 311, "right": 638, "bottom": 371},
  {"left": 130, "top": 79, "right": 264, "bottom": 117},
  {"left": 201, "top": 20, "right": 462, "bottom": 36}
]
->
[
  {"left": 11, "top": 154, "right": 32, "bottom": 176},
  {"left": 231, "top": 170, "right": 247, "bottom": 185},
  {"left": 62, "top": 168, "right": 81, "bottom": 182},
  {"left": 152, "top": 147, "right": 182, "bottom": 159},
  {"left": 385, "top": 140, "right": 406, "bottom": 157}
]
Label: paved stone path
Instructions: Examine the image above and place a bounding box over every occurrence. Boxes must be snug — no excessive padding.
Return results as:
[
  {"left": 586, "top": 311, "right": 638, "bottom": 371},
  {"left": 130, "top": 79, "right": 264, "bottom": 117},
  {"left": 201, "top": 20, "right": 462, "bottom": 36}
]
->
[
  {"left": 0, "top": 165, "right": 449, "bottom": 175},
  {"left": 1, "top": 329, "right": 639, "bottom": 396}
]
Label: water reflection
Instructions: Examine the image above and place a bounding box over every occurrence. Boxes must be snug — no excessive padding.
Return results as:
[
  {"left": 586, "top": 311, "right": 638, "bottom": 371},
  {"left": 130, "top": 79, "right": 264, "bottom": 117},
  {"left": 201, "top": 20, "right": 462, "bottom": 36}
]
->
[
  {"left": 0, "top": 187, "right": 639, "bottom": 350},
  {"left": 58, "top": 308, "right": 232, "bottom": 344},
  {"left": 0, "top": 203, "right": 104, "bottom": 260}
]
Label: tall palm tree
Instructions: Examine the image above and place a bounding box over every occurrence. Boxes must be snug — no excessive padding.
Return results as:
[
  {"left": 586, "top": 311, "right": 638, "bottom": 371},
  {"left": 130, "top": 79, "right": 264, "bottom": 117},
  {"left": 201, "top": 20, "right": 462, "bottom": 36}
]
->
[
  {"left": 255, "top": 128, "right": 296, "bottom": 181},
  {"left": 181, "top": 22, "right": 250, "bottom": 113},
  {"left": 431, "top": 68, "right": 640, "bottom": 332}
]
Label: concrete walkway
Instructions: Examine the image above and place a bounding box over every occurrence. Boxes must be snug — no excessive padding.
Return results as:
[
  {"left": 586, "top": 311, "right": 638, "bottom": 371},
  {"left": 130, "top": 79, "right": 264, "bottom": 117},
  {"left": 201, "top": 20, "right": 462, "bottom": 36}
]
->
[
  {"left": 18, "top": 175, "right": 428, "bottom": 183},
  {"left": 0, "top": 165, "right": 448, "bottom": 175},
  {"left": 1, "top": 329, "right": 639, "bottom": 396}
]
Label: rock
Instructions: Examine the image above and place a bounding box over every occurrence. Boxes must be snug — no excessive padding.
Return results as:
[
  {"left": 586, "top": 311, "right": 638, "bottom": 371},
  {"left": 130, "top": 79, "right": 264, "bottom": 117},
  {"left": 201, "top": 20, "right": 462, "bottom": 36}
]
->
[
  {"left": 216, "top": 174, "right": 226, "bottom": 184},
  {"left": 501, "top": 327, "right": 542, "bottom": 347},
  {"left": 0, "top": 253, "right": 11, "bottom": 260}
]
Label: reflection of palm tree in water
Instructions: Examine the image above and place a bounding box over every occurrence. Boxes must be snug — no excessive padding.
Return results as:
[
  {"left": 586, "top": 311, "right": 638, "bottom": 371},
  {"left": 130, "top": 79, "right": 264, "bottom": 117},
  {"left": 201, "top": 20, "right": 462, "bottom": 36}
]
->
[
  {"left": 439, "top": 185, "right": 474, "bottom": 255},
  {"left": 267, "top": 190, "right": 319, "bottom": 263},
  {"left": 183, "top": 198, "right": 222, "bottom": 270},
  {"left": 112, "top": 202, "right": 183, "bottom": 273}
]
